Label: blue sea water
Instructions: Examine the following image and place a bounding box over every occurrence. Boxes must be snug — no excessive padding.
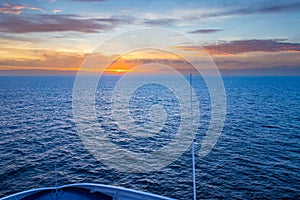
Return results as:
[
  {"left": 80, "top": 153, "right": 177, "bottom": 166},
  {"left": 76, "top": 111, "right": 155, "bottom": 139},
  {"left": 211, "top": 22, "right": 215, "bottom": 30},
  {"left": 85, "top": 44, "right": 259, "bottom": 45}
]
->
[{"left": 0, "top": 76, "right": 299, "bottom": 199}]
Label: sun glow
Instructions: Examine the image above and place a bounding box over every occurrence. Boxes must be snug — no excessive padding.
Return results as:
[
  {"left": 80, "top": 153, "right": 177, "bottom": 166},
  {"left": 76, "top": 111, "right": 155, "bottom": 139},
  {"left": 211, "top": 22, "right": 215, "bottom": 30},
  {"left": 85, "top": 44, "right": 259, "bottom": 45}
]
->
[{"left": 114, "top": 69, "right": 127, "bottom": 73}]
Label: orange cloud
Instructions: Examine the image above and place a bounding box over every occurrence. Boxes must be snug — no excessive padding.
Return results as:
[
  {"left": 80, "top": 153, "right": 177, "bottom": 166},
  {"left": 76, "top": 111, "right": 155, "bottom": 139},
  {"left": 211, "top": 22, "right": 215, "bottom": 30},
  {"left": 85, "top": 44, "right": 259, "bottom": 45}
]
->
[
  {"left": 104, "top": 50, "right": 195, "bottom": 75},
  {"left": 0, "top": 47, "right": 195, "bottom": 75},
  {"left": 1, "top": 46, "right": 300, "bottom": 76},
  {"left": 52, "top": 9, "right": 62, "bottom": 14},
  {"left": 0, "top": 48, "right": 85, "bottom": 71},
  {"left": 0, "top": 3, "right": 44, "bottom": 15}
]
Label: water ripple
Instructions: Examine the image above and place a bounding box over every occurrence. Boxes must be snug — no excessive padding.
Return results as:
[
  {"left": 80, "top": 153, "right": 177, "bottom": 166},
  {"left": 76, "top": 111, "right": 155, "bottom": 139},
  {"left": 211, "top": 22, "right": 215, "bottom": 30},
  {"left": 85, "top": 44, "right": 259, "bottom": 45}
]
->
[{"left": 0, "top": 76, "right": 299, "bottom": 199}]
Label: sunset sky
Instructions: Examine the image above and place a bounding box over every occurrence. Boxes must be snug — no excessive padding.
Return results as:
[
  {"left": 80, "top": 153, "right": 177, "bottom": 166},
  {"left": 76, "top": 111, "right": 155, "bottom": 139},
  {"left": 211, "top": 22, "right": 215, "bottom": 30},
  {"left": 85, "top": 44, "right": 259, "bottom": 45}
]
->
[{"left": 1, "top": 0, "right": 300, "bottom": 75}]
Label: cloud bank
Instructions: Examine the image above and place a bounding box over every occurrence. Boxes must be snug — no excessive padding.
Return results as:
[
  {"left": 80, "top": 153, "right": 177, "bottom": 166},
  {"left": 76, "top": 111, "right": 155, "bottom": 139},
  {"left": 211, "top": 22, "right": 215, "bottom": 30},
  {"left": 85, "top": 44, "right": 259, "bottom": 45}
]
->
[
  {"left": 0, "top": 14, "right": 133, "bottom": 33},
  {"left": 188, "top": 29, "right": 222, "bottom": 34},
  {"left": 178, "top": 39, "right": 300, "bottom": 55}
]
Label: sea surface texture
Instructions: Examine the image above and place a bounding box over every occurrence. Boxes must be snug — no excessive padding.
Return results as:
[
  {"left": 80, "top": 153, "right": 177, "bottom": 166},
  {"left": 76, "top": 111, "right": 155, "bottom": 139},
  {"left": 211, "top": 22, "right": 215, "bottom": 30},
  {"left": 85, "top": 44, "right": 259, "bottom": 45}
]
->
[{"left": 0, "top": 76, "right": 299, "bottom": 199}]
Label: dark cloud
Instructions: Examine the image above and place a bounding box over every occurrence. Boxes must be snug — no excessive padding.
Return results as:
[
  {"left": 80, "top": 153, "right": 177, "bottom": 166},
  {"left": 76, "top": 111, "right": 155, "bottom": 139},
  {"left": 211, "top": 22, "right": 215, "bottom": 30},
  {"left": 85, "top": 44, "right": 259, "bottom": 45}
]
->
[
  {"left": 256, "top": 2, "right": 300, "bottom": 13},
  {"left": 0, "top": 14, "right": 132, "bottom": 33},
  {"left": 201, "top": 2, "right": 300, "bottom": 18},
  {"left": 0, "top": 12, "right": 178, "bottom": 34},
  {"left": 178, "top": 39, "right": 300, "bottom": 54},
  {"left": 188, "top": 29, "right": 222, "bottom": 34},
  {"left": 180, "top": 1, "right": 300, "bottom": 21}
]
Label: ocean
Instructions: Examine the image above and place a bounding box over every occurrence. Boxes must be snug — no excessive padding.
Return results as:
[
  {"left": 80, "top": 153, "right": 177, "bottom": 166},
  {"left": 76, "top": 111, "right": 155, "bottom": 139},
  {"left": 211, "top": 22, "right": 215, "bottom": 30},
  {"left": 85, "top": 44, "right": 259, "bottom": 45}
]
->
[{"left": 0, "top": 76, "right": 299, "bottom": 199}]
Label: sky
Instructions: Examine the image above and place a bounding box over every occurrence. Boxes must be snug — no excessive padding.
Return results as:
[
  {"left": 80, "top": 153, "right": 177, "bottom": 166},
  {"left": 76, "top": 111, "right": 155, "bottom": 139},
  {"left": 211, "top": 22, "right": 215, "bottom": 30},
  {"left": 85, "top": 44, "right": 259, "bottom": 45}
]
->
[{"left": 0, "top": 0, "right": 300, "bottom": 75}]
